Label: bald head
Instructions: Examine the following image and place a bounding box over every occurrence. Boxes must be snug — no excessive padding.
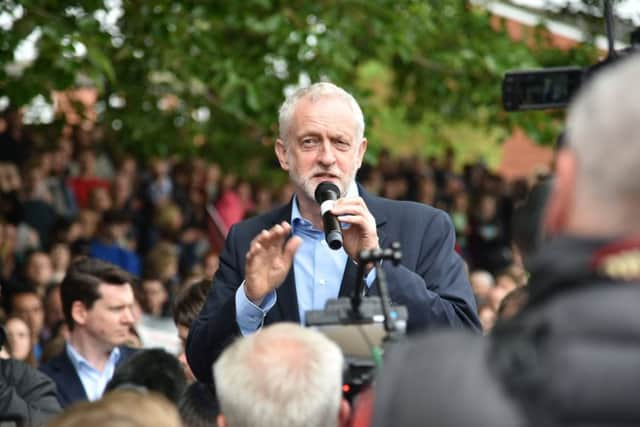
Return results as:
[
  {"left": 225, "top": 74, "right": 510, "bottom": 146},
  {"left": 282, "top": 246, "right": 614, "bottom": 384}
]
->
[
  {"left": 567, "top": 56, "right": 640, "bottom": 206},
  {"left": 214, "top": 323, "right": 345, "bottom": 427},
  {"left": 547, "top": 55, "right": 640, "bottom": 237}
]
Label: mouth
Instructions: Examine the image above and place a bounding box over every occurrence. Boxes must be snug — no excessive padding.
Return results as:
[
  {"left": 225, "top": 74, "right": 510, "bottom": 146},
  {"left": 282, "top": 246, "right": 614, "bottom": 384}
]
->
[{"left": 312, "top": 173, "right": 339, "bottom": 181}]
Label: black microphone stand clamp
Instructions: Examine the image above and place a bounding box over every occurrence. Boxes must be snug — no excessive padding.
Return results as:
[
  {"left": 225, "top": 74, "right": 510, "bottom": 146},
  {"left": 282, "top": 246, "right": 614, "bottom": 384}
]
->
[{"left": 352, "top": 242, "right": 403, "bottom": 333}]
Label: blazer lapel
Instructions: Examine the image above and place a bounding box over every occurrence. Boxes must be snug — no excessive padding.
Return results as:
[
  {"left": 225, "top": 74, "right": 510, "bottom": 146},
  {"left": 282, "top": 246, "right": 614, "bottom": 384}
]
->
[
  {"left": 276, "top": 268, "right": 300, "bottom": 323},
  {"left": 266, "top": 201, "right": 301, "bottom": 323},
  {"left": 360, "top": 187, "right": 389, "bottom": 248},
  {"left": 338, "top": 187, "right": 388, "bottom": 298},
  {"left": 338, "top": 258, "right": 358, "bottom": 298},
  {"left": 271, "top": 189, "right": 388, "bottom": 321},
  {"left": 55, "top": 351, "right": 88, "bottom": 403}
]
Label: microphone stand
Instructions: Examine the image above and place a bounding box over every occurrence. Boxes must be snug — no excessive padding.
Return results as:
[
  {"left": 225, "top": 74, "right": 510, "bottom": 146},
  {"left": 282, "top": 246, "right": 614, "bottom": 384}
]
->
[
  {"left": 351, "top": 243, "right": 403, "bottom": 333},
  {"left": 304, "top": 243, "right": 407, "bottom": 389}
]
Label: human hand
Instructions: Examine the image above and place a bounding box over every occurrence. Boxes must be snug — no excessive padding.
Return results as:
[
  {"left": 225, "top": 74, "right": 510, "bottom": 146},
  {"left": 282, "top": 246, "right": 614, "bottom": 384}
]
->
[
  {"left": 244, "top": 221, "right": 302, "bottom": 304},
  {"left": 331, "top": 197, "right": 379, "bottom": 264}
]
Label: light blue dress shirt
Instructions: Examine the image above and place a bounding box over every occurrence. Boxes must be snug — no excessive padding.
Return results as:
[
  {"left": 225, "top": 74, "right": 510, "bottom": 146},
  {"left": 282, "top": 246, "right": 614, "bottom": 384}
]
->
[
  {"left": 66, "top": 342, "right": 121, "bottom": 401},
  {"left": 235, "top": 182, "right": 376, "bottom": 335}
]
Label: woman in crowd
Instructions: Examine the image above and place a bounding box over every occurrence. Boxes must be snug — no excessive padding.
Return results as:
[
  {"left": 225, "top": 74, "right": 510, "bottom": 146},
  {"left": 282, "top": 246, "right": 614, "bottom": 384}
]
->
[{"left": 4, "top": 316, "right": 36, "bottom": 367}]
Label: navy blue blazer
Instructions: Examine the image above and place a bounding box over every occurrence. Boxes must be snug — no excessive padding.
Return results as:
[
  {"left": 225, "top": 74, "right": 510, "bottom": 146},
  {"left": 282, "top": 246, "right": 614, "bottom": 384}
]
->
[
  {"left": 187, "top": 189, "right": 481, "bottom": 383},
  {"left": 39, "top": 346, "right": 137, "bottom": 407}
]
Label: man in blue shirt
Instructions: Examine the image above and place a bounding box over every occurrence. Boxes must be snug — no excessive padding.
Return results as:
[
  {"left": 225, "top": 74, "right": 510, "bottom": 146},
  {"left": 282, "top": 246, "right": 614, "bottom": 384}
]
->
[
  {"left": 89, "top": 210, "right": 141, "bottom": 276},
  {"left": 40, "top": 258, "right": 137, "bottom": 407},
  {"left": 187, "top": 82, "right": 480, "bottom": 383}
]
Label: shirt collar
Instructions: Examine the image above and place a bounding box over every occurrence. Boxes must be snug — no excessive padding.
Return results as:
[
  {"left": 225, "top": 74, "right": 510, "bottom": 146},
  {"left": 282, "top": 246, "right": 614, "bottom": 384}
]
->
[
  {"left": 66, "top": 341, "right": 121, "bottom": 371},
  {"left": 291, "top": 181, "right": 359, "bottom": 232}
]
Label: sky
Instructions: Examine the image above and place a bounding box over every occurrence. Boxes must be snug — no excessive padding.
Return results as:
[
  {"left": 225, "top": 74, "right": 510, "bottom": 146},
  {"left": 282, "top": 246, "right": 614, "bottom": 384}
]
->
[{"left": 510, "top": 0, "right": 640, "bottom": 25}]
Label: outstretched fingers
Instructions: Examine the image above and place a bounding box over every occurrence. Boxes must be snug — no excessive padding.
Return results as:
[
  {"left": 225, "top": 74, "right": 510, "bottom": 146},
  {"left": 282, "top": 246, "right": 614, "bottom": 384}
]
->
[{"left": 244, "top": 221, "right": 299, "bottom": 303}]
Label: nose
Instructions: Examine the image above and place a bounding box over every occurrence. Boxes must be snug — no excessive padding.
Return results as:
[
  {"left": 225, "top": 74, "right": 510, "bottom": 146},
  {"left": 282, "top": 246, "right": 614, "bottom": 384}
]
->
[
  {"left": 122, "top": 307, "right": 136, "bottom": 325},
  {"left": 317, "top": 139, "right": 336, "bottom": 166}
]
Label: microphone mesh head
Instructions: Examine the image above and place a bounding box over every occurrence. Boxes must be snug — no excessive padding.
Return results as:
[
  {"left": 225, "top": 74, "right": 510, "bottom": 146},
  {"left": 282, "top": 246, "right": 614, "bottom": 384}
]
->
[{"left": 314, "top": 182, "right": 340, "bottom": 203}]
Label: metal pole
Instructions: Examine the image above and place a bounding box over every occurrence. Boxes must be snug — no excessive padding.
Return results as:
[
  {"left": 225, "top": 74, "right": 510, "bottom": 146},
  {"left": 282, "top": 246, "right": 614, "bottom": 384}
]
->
[{"left": 603, "top": 0, "right": 617, "bottom": 58}]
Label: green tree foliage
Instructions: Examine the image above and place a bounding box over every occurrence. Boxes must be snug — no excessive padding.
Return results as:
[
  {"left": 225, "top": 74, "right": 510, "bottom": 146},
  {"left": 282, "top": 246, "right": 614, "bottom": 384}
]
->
[{"left": 1, "top": 1, "right": 599, "bottom": 170}]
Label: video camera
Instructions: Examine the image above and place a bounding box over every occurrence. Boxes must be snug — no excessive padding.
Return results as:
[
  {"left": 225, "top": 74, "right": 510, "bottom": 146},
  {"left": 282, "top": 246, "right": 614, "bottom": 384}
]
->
[
  {"left": 305, "top": 243, "right": 408, "bottom": 401},
  {"left": 502, "top": 1, "right": 639, "bottom": 111}
]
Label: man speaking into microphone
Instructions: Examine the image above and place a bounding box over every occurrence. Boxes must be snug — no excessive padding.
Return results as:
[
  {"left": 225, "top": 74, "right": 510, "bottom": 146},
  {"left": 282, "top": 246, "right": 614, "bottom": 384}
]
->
[{"left": 187, "top": 82, "right": 480, "bottom": 383}]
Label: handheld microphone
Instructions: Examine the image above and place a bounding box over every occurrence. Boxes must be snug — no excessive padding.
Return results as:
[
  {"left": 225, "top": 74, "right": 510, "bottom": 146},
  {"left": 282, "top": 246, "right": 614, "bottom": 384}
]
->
[{"left": 314, "top": 182, "right": 343, "bottom": 250}]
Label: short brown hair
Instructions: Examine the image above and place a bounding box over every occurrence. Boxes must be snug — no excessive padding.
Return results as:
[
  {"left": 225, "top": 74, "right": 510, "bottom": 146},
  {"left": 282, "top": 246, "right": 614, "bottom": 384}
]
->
[
  {"left": 48, "top": 390, "right": 182, "bottom": 427},
  {"left": 172, "top": 279, "right": 211, "bottom": 328},
  {"left": 61, "top": 257, "right": 134, "bottom": 330}
]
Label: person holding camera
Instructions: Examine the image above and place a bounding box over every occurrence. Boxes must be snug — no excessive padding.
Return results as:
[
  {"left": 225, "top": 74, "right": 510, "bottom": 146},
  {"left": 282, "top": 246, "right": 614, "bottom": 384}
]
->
[
  {"left": 187, "top": 82, "right": 480, "bottom": 383},
  {"left": 373, "top": 55, "right": 640, "bottom": 427}
]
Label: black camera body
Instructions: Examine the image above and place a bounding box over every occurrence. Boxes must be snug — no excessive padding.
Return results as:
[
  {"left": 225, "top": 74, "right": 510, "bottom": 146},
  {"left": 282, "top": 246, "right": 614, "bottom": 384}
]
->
[
  {"left": 502, "top": 23, "right": 639, "bottom": 111},
  {"left": 305, "top": 243, "right": 407, "bottom": 402},
  {"left": 306, "top": 296, "right": 408, "bottom": 400},
  {"left": 306, "top": 296, "right": 408, "bottom": 330},
  {"left": 502, "top": 66, "right": 583, "bottom": 111}
]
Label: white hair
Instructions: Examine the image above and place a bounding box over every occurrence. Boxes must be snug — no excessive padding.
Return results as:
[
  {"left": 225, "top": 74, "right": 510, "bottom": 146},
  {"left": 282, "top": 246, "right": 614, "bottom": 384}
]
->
[
  {"left": 213, "top": 323, "right": 344, "bottom": 427},
  {"left": 566, "top": 55, "right": 640, "bottom": 203},
  {"left": 278, "top": 82, "right": 365, "bottom": 143},
  {"left": 469, "top": 270, "right": 495, "bottom": 288}
]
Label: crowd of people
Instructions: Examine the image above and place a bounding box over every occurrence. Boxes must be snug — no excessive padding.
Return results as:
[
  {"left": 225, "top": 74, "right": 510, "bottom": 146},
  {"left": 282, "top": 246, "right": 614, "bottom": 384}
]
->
[
  {"left": 0, "top": 97, "right": 532, "bottom": 425},
  {"left": 0, "top": 93, "right": 532, "bottom": 366},
  {"left": 4, "top": 52, "right": 636, "bottom": 427}
]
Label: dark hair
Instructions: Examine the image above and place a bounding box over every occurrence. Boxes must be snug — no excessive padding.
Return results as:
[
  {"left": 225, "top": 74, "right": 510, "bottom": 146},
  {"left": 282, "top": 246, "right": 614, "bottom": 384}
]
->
[
  {"left": 1, "top": 281, "right": 39, "bottom": 315},
  {"left": 172, "top": 279, "right": 211, "bottom": 327},
  {"left": 178, "top": 381, "right": 219, "bottom": 427},
  {"left": 22, "top": 248, "right": 48, "bottom": 268},
  {"left": 497, "top": 287, "right": 529, "bottom": 320},
  {"left": 105, "top": 348, "right": 187, "bottom": 404},
  {"left": 101, "top": 209, "right": 131, "bottom": 227},
  {"left": 61, "top": 257, "right": 134, "bottom": 330},
  {"left": 44, "top": 282, "right": 60, "bottom": 302},
  {"left": 511, "top": 177, "right": 553, "bottom": 268}
]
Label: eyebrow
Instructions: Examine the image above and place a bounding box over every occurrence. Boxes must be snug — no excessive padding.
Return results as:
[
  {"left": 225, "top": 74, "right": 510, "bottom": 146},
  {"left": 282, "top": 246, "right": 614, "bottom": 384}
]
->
[
  {"left": 296, "top": 130, "right": 352, "bottom": 141},
  {"left": 107, "top": 302, "right": 133, "bottom": 309}
]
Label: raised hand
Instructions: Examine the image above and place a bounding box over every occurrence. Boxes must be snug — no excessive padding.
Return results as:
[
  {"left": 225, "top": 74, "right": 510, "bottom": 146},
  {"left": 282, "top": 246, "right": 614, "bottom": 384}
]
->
[{"left": 244, "top": 221, "right": 302, "bottom": 304}]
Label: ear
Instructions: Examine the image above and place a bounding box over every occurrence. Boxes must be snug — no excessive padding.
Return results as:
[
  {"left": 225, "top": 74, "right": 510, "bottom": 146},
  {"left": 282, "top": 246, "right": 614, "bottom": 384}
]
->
[
  {"left": 275, "top": 139, "right": 289, "bottom": 172},
  {"left": 543, "top": 148, "right": 576, "bottom": 236},
  {"left": 217, "top": 413, "right": 227, "bottom": 427},
  {"left": 338, "top": 398, "right": 352, "bottom": 427},
  {"left": 70, "top": 300, "right": 89, "bottom": 327},
  {"left": 355, "top": 138, "right": 368, "bottom": 170}
]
